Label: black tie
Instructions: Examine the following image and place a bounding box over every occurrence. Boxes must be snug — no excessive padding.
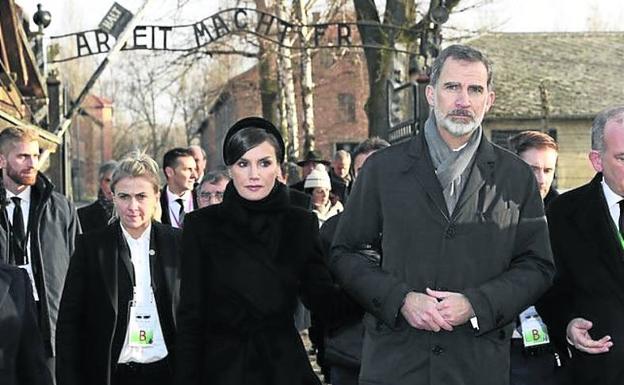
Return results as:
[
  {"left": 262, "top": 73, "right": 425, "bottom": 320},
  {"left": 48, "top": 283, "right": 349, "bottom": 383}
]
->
[
  {"left": 176, "top": 198, "right": 185, "bottom": 227},
  {"left": 619, "top": 200, "right": 624, "bottom": 239},
  {"left": 11, "top": 197, "right": 26, "bottom": 265}
]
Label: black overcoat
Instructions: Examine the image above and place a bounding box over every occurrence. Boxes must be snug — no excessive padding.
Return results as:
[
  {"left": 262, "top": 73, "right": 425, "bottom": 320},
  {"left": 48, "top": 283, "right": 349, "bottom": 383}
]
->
[
  {"left": 175, "top": 188, "right": 347, "bottom": 385},
  {"left": 0, "top": 173, "right": 80, "bottom": 356},
  {"left": 0, "top": 263, "right": 52, "bottom": 385},
  {"left": 77, "top": 200, "right": 110, "bottom": 233},
  {"left": 331, "top": 132, "right": 555, "bottom": 385},
  {"left": 56, "top": 221, "right": 181, "bottom": 385},
  {"left": 538, "top": 173, "right": 624, "bottom": 385},
  {"left": 159, "top": 186, "right": 198, "bottom": 226}
]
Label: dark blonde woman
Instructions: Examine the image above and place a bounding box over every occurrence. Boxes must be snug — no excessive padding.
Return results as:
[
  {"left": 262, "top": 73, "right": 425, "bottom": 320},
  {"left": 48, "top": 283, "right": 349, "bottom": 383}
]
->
[
  {"left": 176, "top": 117, "right": 352, "bottom": 385},
  {"left": 56, "top": 152, "right": 181, "bottom": 385}
]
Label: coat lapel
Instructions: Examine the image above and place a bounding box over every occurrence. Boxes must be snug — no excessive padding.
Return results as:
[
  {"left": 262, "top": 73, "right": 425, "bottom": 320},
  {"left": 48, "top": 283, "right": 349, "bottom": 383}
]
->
[
  {"left": 160, "top": 187, "right": 171, "bottom": 225},
  {"left": 149, "top": 224, "right": 164, "bottom": 295},
  {"left": 575, "top": 175, "right": 624, "bottom": 301},
  {"left": 402, "top": 133, "right": 450, "bottom": 219},
  {"left": 98, "top": 225, "right": 121, "bottom": 313},
  {"left": 149, "top": 223, "right": 179, "bottom": 331}
]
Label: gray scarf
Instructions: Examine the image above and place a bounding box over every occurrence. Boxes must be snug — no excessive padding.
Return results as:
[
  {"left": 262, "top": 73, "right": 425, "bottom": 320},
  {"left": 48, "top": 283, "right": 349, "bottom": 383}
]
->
[{"left": 424, "top": 114, "right": 482, "bottom": 214}]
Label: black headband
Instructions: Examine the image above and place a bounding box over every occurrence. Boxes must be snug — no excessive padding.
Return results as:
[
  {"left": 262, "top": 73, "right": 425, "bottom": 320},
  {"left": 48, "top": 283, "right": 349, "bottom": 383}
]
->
[{"left": 222, "top": 117, "right": 285, "bottom": 164}]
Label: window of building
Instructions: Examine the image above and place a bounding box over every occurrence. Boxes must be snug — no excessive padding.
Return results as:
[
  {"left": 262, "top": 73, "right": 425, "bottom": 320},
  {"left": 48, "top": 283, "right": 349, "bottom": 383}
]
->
[
  {"left": 337, "top": 93, "right": 356, "bottom": 123},
  {"left": 335, "top": 142, "right": 359, "bottom": 154}
]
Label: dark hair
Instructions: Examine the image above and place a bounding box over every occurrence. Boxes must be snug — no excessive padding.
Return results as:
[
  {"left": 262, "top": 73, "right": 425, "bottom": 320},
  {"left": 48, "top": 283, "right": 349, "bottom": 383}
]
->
[
  {"left": 352, "top": 137, "right": 390, "bottom": 160},
  {"left": 430, "top": 44, "right": 494, "bottom": 90},
  {"left": 223, "top": 127, "right": 283, "bottom": 166},
  {"left": 508, "top": 131, "right": 558, "bottom": 155},
  {"left": 163, "top": 147, "right": 194, "bottom": 170},
  {"left": 200, "top": 168, "right": 230, "bottom": 186}
]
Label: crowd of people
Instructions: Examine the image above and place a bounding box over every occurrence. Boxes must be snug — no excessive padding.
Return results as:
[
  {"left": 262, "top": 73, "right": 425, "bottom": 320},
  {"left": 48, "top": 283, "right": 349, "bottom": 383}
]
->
[{"left": 0, "top": 43, "right": 623, "bottom": 385}]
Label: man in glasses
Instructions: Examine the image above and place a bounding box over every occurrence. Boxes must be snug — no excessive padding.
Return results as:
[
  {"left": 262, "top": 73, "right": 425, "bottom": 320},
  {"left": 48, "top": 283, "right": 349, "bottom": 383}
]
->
[{"left": 197, "top": 169, "right": 230, "bottom": 208}]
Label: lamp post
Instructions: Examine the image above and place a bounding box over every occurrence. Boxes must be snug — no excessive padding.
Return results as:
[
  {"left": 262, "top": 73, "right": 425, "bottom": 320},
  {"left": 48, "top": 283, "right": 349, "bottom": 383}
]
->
[
  {"left": 414, "top": 1, "right": 448, "bottom": 135},
  {"left": 32, "top": 3, "right": 51, "bottom": 76}
]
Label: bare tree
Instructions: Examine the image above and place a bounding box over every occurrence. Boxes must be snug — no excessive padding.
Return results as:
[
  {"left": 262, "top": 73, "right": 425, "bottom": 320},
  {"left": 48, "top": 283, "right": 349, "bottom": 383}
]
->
[{"left": 354, "top": 0, "right": 462, "bottom": 138}]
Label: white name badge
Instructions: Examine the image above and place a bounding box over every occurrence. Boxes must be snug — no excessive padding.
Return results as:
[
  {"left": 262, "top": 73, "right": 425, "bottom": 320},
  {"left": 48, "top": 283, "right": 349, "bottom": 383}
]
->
[
  {"left": 127, "top": 302, "right": 156, "bottom": 347},
  {"left": 18, "top": 263, "right": 39, "bottom": 302},
  {"left": 520, "top": 306, "right": 550, "bottom": 348}
]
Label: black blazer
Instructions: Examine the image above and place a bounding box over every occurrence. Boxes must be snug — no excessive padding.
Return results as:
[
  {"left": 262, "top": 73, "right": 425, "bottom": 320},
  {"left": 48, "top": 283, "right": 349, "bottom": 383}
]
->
[
  {"left": 160, "top": 186, "right": 198, "bottom": 226},
  {"left": 77, "top": 201, "right": 111, "bottom": 233},
  {"left": 56, "top": 222, "right": 181, "bottom": 385},
  {"left": 538, "top": 173, "right": 624, "bottom": 385},
  {"left": 0, "top": 263, "right": 52, "bottom": 385}
]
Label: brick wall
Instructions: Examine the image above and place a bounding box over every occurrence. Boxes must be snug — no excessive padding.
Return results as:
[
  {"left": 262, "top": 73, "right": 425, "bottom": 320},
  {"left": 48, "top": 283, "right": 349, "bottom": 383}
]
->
[{"left": 202, "top": 25, "right": 369, "bottom": 168}]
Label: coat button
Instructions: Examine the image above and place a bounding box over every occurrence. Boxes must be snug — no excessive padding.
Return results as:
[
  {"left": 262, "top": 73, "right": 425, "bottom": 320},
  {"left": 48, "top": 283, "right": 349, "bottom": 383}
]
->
[
  {"left": 375, "top": 320, "right": 383, "bottom": 332},
  {"left": 372, "top": 298, "right": 381, "bottom": 308},
  {"left": 444, "top": 225, "right": 456, "bottom": 239},
  {"left": 499, "top": 329, "right": 506, "bottom": 340},
  {"left": 495, "top": 314, "right": 504, "bottom": 325},
  {"left": 431, "top": 345, "right": 444, "bottom": 355}
]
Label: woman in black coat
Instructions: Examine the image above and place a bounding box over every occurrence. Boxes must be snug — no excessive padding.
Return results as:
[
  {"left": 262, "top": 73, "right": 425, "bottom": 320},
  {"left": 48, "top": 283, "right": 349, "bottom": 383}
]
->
[
  {"left": 56, "top": 152, "right": 181, "bottom": 385},
  {"left": 175, "top": 117, "right": 348, "bottom": 385}
]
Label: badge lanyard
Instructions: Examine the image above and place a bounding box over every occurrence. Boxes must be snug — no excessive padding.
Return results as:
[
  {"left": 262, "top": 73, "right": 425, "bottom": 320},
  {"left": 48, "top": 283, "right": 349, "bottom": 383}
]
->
[
  {"left": 520, "top": 306, "right": 550, "bottom": 348},
  {"left": 127, "top": 286, "right": 157, "bottom": 348}
]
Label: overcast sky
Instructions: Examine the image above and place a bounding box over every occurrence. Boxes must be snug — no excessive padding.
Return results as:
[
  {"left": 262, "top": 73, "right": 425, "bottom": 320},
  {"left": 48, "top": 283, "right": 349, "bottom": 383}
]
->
[{"left": 17, "top": 0, "right": 624, "bottom": 36}]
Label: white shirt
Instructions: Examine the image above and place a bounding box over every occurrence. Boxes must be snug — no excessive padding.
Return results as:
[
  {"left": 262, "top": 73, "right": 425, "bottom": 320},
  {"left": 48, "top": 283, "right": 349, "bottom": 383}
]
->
[
  {"left": 117, "top": 224, "right": 168, "bottom": 363},
  {"left": 601, "top": 179, "right": 622, "bottom": 231},
  {"left": 166, "top": 187, "right": 193, "bottom": 228},
  {"left": 5, "top": 187, "right": 38, "bottom": 300}
]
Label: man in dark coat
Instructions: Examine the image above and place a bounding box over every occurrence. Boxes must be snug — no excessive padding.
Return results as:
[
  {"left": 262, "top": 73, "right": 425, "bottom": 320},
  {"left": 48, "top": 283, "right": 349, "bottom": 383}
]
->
[
  {"left": 331, "top": 45, "right": 554, "bottom": 385},
  {"left": 507, "top": 131, "right": 565, "bottom": 385},
  {"left": 320, "top": 137, "right": 389, "bottom": 385},
  {"left": 329, "top": 150, "right": 352, "bottom": 205},
  {"left": 0, "top": 127, "right": 80, "bottom": 380},
  {"left": 160, "top": 148, "right": 197, "bottom": 228},
  {"left": 0, "top": 262, "right": 53, "bottom": 385},
  {"left": 78, "top": 160, "right": 117, "bottom": 233},
  {"left": 537, "top": 105, "right": 624, "bottom": 385}
]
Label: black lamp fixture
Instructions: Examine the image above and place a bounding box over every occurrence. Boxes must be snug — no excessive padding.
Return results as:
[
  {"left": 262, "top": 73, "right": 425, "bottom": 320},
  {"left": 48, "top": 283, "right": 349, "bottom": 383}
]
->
[
  {"left": 32, "top": 3, "right": 51, "bottom": 33},
  {"left": 430, "top": 0, "right": 449, "bottom": 25}
]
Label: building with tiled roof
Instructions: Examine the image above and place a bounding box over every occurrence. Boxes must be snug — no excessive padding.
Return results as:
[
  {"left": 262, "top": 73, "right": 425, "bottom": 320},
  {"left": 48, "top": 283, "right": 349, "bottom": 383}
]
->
[{"left": 471, "top": 32, "right": 624, "bottom": 189}]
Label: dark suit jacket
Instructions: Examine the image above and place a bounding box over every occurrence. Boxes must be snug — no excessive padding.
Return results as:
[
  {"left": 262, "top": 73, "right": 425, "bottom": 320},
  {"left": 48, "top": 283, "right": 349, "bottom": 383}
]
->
[
  {"left": 538, "top": 173, "right": 624, "bottom": 385},
  {"left": 56, "top": 221, "right": 181, "bottom": 385},
  {"left": 0, "top": 263, "right": 52, "bottom": 385},
  {"left": 159, "top": 186, "right": 198, "bottom": 226},
  {"left": 77, "top": 201, "right": 111, "bottom": 233}
]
